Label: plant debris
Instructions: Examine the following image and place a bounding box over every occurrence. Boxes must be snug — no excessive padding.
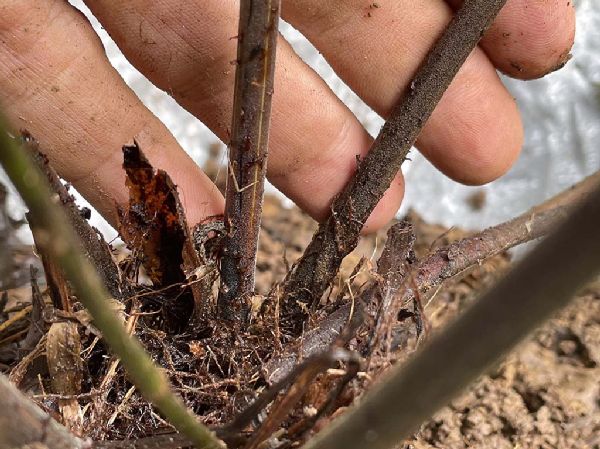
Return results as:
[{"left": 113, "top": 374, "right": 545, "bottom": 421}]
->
[{"left": 1, "top": 140, "right": 598, "bottom": 449}]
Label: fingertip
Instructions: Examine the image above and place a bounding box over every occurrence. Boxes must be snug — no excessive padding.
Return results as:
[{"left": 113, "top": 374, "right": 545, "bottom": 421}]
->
[
  {"left": 419, "top": 50, "right": 523, "bottom": 186},
  {"left": 483, "top": 0, "right": 576, "bottom": 80},
  {"left": 446, "top": 96, "right": 523, "bottom": 186},
  {"left": 453, "top": 122, "right": 523, "bottom": 186},
  {"left": 183, "top": 188, "right": 225, "bottom": 228},
  {"left": 361, "top": 173, "right": 405, "bottom": 234}
]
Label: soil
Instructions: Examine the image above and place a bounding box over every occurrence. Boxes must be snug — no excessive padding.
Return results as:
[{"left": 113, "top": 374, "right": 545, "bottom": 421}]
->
[
  {"left": 1, "top": 188, "right": 599, "bottom": 448},
  {"left": 408, "top": 288, "right": 600, "bottom": 449}
]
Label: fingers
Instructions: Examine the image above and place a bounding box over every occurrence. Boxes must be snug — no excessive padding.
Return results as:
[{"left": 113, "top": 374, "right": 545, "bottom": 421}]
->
[
  {"left": 4, "top": 0, "right": 566, "bottom": 236},
  {"left": 82, "top": 0, "right": 404, "bottom": 230},
  {"left": 0, "top": 0, "right": 224, "bottom": 227},
  {"left": 283, "top": 0, "right": 523, "bottom": 186},
  {"left": 445, "top": 0, "right": 576, "bottom": 79}
]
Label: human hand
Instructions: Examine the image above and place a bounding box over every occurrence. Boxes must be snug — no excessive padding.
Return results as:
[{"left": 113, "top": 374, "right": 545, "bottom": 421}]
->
[{"left": 0, "top": 1, "right": 575, "bottom": 232}]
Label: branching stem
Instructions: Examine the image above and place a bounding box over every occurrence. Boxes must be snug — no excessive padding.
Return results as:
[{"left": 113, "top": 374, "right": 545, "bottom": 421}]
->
[
  {"left": 269, "top": 171, "right": 600, "bottom": 375},
  {"left": 282, "top": 0, "right": 509, "bottom": 320},
  {"left": 300, "top": 180, "right": 600, "bottom": 449}
]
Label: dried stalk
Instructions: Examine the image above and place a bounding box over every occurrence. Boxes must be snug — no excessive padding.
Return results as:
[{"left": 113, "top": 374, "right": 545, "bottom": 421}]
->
[
  {"left": 219, "top": 0, "right": 281, "bottom": 319},
  {"left": 0, "top": 123, "right": 223, "bottom": 449},
  {"left": 31, "top": 215, "right": 74, "bottom": 310},
  {"left": 20, "top": 266, "right": 46, "bottom": 351},
  {"left": 301, "top": 180, "right": 600, "bottom": 449},
  {"left": 8, "top": 335, "right": 46, "bottom": 387},
  {"left": 24, "top": 133, "right": 124, "bottom": 302},
  {"left": 46, "top": 321, "right": 84, "bottom": 433},
  {"left": 282, "top": 0, "right": 509, "bottom": 317}
]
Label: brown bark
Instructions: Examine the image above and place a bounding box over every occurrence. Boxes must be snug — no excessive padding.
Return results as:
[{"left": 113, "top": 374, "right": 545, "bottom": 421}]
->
[
  {"left": 386, "top": 168, "right": 600, "bottom": 323},
  {"left": 219, "top": 0, "right": 281, "bottom": 320}
]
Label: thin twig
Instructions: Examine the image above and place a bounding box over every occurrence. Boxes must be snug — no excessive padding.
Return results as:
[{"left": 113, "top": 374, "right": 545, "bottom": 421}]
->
[
  {"left": 96, "top": 434, "right": 190, "bottom": 449},
  {"left": 300, "top": 178, "right": 600, "bottom": 449},
  {"left": 20, "top": 266, "right": 46, "bottom": 351},
  {"left": 282, "top": 0, "right": 509, "bottom": 323},
  {"left": 93, "top": 301, "right": 140, "bottom": 427},
  {"left": 219, "top": 0, "right": 281, "bottom": 320},
  {"left": 222, "top": 349, "right": 355, "bottom": 439},
  {"left": 8, "top": 335, "right": 47, "bottom": 387},
  {"left": 0, "top": 305, "right": 32, "bottom": 335},
  {"left": 244, "top": 349, "right": 359, "bottom": 449},
  {"left": 0, "top": 122, "right": 224, "bottom": 449}
]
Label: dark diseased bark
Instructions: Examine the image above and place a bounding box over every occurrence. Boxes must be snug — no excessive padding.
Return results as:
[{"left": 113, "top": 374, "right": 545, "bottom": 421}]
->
[
  {"left": 219, "top": 0, "right": 281, "bottom": 320},
  {"left": 118, "top": 143, "right": 205, "bottom": 330},
  {"left": 119, "top": 143, "right": 196, "bottom": 289},
  {"left": 281, "top": 0, "right": 509, "bottom": 323}
]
